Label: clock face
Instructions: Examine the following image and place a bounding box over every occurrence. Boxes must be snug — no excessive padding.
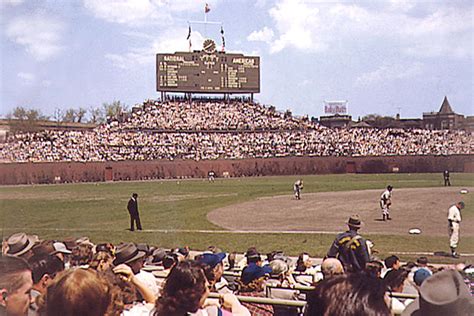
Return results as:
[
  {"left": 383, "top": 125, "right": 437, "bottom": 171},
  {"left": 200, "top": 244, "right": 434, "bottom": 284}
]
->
[{"left": 203, "top": 39, "right": 216, "bottom": 53}]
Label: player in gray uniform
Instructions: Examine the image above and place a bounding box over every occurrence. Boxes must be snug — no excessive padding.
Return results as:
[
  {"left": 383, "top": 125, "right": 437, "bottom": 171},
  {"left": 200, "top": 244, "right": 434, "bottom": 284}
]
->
[
  {"left": 294, "top": 179, "right": 303, "bottom": 200},
  {"left": 380, "top": 185, "right": 393, "bottom": 221}
]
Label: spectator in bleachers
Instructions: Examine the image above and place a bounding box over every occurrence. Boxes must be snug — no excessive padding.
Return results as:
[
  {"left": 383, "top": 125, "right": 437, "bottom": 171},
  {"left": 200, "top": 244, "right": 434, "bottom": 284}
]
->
[
  {"left": 382, "top": 255, "right": 400, "bottom": 277},
  {"left": 402, "top": 270, "right": 474, "bottom": 315},
  {"left": 70, "top": 243, "right": 93, "bottom": 268},
  {"left": 5, "top": 232, "right": 38, "bottom": 260},
  {"left": 365, "top": 260, "right": 384, "bottom": 278},
  {"left": 37, "top": 268, "right": 111, "bottom": 316},
  {"left": 265, "top": 259, "right": 300, "bottom": 316},
  {"left": 27, "top": 253, "right": 64, "bottom": 314},
  {"left": 320, "top": 258, "right": 344, "bottom": 280},
  {"left": 197, "top": 252, "right": 232, "bottom": 294},
  {"left": 305, "top": 273, "right": 390, "bottom": 316},
  {"left": 383, "top": 269, "right": 413, "bottom": 314},
  {"left": 154, "top": 260, "right": 250, "bottom": 316},
  {"left": 51, "top": 242, "right": 72, "bottom": 264},
  {"left": 114, "top": 243, "right": 160, "bottom": 298},
  {"left": 0, "top": 256, "right": 33, "bottom": 316},
  {"left": 89, "top": 251, "right": 114, "bottom": 272}
]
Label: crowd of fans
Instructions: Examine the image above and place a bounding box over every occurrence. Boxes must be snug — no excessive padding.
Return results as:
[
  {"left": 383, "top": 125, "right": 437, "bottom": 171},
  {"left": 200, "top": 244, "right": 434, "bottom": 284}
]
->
[
  {"left": 0, "top": 100, "right": 472, "bottom": 163},
  {"left": 1, "top": 231, "right": 473, "bottom": 315}
]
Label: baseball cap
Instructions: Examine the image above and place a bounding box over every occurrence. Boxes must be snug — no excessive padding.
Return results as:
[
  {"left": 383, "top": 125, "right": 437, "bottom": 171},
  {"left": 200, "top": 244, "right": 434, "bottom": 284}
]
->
[
  {"left": 52, "top": 242, "right": 72, "bottom": 255},
  {"left": 198, "top": 253, "right": 226, "bottom": 268},
  {"left": 414, "top": 268, "right": 432, "bottom": 286}
]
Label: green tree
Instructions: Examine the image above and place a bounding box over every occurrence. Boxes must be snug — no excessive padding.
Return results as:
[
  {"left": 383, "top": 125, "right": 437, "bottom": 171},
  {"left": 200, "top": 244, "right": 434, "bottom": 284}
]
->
[
  {"left": 7, "top": 106, "right": 48, "bottom": 133},
  {"left": 102, "top": 100, "right": 127, "bottom": 121}
]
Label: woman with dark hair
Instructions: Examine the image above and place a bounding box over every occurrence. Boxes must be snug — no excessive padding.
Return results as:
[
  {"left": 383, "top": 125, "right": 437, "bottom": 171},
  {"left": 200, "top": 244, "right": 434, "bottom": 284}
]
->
[
  {"left": 305, "top": 272, "right": 390, "bottom": 316},
  {"left": 154, "top": 260, "right": 249, "bottom": 316}
]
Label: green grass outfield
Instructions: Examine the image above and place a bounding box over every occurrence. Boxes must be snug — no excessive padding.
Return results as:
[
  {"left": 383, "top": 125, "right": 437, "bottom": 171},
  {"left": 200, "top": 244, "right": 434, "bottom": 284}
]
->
[{"left": 1, "top": 173, "right": 473, "bottom": 263}]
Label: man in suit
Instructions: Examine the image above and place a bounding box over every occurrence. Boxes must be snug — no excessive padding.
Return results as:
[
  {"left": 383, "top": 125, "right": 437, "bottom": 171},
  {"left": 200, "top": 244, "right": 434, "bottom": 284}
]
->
[{"left": 127, "top": 193, "right": 142, "bottom": 231}]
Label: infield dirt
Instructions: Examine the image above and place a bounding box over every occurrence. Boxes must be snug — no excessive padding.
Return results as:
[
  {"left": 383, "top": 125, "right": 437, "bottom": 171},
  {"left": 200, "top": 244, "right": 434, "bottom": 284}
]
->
[{"left": 208, "top": 187, "right": 474, "bottom": 237}]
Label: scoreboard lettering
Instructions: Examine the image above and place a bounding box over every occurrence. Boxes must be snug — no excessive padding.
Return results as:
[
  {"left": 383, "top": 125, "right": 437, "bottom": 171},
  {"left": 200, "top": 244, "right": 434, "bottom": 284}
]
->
[{"left": 157, "top": 51, "right": 260, "bottom": 93}]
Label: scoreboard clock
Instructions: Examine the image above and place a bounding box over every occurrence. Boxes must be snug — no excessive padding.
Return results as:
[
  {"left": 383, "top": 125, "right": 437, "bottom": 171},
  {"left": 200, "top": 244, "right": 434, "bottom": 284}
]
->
[{"left": 157, "top": 39, "right": 260, "bottom": 94}]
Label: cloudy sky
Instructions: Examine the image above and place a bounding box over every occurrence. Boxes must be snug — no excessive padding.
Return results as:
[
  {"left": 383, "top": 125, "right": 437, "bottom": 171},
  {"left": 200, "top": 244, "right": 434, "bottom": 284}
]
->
[{"left": 1, "top": 0, "right": 472, "bottom": 120}]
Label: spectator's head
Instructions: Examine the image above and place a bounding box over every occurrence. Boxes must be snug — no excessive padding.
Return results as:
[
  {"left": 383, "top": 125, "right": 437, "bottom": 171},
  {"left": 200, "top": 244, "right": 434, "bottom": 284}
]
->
[
  {"left": 383, "top": 269, "right": 408, "bottom": 292},
  {"left": 163, "top": 253, "right": 179, "bottom": 270},
  {"left": 197, "top": 252, "right": 226, "bottom": 285},
  {"left": 240, "top": 262, "right": 272, "bottom": 286},
  {"left": 51, "top": 242, "right": 72, "bottom": 262},
  {"left": 28, "top": 253, "right": 64, "bottom": 294},
  {"left": 416, "top": 256, "right": 428, "bottom": 267},
  {"left": 151, "top": 248, "right": 167, "bottom": 265},
  {"left": 346, "top": 214, "right": 362, "bottom": 231},
  {"left": 38, "top": 268, "right": 111, "bottom": 316},
  {"left": 95, "top": 243, "right": 114, "bottom": 256},
  {"left": 6, "top": 232, "right": 38, "bottom": 260},
  {"left": 71, "top": 243, "right": 93, "bottom": 267},
  {"left": 245, "top": 247, "right": 261, "bottom": 264},
  {"left": 296, "top": 252, "right": 312, "bottom": 272},
  {"left": 384, "top": 255, "right": 400, "bottom": 270},
  {"left": 113, "top": 243, "right": 146, "bottom": 274},
  {"left": 269, "top": 259, "right": 289, "bottom": 279},
  {"left": 0, "top": 256, "right": 33, "bottom": 316},
  {"left": 413, "top": 268, "right": 431, "bottom": 287},
  {"left": 154, "top": 260, "right": 210, "bottom": 315},
  {"left": 306, "top": 273, "right": 390, "bottom": 316},
  {"left": 89, "top": 251, "right": 114, "bottom": 272},
  {"left": 365, "top": 260, "right": 384, "bottom": 278},
  {"left": 321, "top": 258, "right": 344, "bottom": 279},
  {"left": 402, "top": 270, "right": 474, "bottom": 315}
]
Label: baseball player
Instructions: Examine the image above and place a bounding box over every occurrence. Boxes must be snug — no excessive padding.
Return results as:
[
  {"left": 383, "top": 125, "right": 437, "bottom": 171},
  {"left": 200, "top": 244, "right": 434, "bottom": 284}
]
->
[
  {"left": 380, "top": 185, "right": 393, "bottom": 221},
  {"left": 294, "top": 179, "right": 303, "bottom": 200},
  {"left": 448, "top": 201, "right": 464, "bottom": 258}
]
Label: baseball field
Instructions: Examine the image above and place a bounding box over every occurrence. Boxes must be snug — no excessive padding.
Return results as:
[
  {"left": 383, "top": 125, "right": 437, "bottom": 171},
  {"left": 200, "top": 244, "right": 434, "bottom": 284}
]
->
[{"left": 1, "top": 173, "right": 473, "bottom": 263}]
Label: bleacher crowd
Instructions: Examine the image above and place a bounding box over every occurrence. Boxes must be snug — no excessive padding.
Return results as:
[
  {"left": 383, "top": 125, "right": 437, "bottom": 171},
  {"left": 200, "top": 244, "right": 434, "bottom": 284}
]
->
[
  {"left": 1, "top": 100, "right": 472, "bottom": 163},
  {"left": 1, "top": 231, "right": 473, "bottom": 315}
]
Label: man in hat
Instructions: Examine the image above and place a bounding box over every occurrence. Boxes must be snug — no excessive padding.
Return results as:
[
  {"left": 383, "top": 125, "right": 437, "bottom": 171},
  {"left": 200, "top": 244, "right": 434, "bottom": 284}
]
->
[
  {"left": 5, "top": 232, "right": 38, "bottom": 260},
  {"left": 127, "top": 193, "right": 142, "bottom": 231},
  {"left": 402, "top": 270, "right": 473, "bottom": 315},
  {"left": 114, "top": 243, "right": 158, "bottom": 297},
  {"left": 448, "top": 201, "right": 464, "bottom": 258},
  {"left": 380, "top": 185, "right": 393, "bottom": 221},
  {"left": 197, "top": 252, "right": 231, "bottom": 294},
  {"left": 443, "top": 170, "right": 450, "bottom": 186},
  {"left": 326, "top": 215, "right": 370, "bottom": 272}
]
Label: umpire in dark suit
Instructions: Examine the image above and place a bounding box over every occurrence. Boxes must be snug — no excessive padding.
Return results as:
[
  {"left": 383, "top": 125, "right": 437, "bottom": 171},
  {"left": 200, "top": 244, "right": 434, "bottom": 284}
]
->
[{"left": 127, "top": 193, "right": 142, "bottom": 231}]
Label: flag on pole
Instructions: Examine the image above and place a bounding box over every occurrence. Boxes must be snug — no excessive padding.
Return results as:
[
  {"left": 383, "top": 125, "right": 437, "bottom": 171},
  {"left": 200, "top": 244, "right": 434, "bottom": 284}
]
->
[
  {"left": 205, "top": 3, "right": 210, "bottom": 13},
  {"left": 186, "top": 25, "right": 191, "bottom": 40},
  {"left": 221, "top": 26, "right": 225, "bottom": 52}
]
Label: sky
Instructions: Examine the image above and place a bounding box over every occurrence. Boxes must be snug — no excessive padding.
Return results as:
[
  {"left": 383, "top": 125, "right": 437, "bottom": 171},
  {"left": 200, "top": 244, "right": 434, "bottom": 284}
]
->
[{"left": 1, "top": 0, "right": 473, "bottom": 120}]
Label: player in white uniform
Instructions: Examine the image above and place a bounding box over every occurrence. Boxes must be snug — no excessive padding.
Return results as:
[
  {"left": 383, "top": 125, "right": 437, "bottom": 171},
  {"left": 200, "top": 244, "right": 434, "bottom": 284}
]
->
[
  {"left": 448, "top": 201, "right": 464, "bottom": 258},
  {"left": 294, "top": 179, "right": 303, "bottom": 200},
  {"left": 380, "top": 185, "right": 393, "bottom": 221}
]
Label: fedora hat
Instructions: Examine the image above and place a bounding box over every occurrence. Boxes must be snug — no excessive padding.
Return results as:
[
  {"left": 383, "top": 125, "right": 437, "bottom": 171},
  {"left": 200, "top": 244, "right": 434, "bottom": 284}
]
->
[
  {"left": 113, "top": 243, "right": 146, "bottom": 266},
  {"left": 402, "top": 270, "right": 474, "bottom": 315},
  {"left": 6, "top": 232, "right": 38, "bottom": 257},
  {"left": 346, "top": 215, "right": 362, "bottom": 228}
]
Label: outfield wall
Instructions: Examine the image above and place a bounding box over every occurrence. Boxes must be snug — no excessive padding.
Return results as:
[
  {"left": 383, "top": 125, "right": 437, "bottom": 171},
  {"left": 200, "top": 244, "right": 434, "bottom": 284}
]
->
[{"left": 0, "top": 155, "right": 472, "bottom": 185}]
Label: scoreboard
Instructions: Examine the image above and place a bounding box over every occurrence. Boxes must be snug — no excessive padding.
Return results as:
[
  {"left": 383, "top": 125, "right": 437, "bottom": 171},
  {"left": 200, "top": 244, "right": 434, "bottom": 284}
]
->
[{"left": 157, "top": 49, "right": 260, "bottom": 94}]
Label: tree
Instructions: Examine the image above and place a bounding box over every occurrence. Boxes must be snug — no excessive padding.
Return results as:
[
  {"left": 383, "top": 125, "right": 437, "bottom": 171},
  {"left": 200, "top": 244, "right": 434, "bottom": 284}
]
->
[
  {"left": 102, "top": 100, "right": 128, "bottom": 121},
  {"left": 76, "top": 107, "right": 87, "bottom": 123},
  {"left": 362, "top": 114, "right": 395, "bottom": 128},
  {"left": 63, "top": 108, "right": 77, "bottom": 123},
  {"left": 7, "top": 106, "right": 48, "bottom": 133},
  {"left": 88, "top": 106, "right": 104, "bottom": 124}
]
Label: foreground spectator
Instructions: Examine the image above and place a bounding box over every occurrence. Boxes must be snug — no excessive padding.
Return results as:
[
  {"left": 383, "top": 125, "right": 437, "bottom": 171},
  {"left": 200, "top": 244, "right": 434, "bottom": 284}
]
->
[
  {"left": 383, "top": 269, "right": 413, "bottom": 314},
  {"left": 0, "top": 256, "right": 33, "bottom": 316},
  {"left": 154, "top": 260, "right": 250, "bottom": 315},
  {"left": 305, "top": 273, "right": 390, "bottom": 316},
  {"left": 197, "top": 252, "right": 232, "bottom": 294},
  {"left": 402, "top": 269, "right": 474, "bottom": 315},
  {"left": 38, "top": 268, "right": 110, "bottom": 316},
  {"left": 27, "top": 253, "right": 64, "bottom": 314},
  {"left": 320, "top": 258, "right": 344, "bottom": 280}
]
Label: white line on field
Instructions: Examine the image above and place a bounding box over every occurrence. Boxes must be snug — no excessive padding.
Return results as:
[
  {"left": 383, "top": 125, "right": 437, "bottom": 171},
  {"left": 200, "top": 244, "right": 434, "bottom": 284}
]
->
[
  {"left": 6, "top": 228, "right": 340, "bottom": 234},
  {"left": 391, "top": 251, "right": 474, "bottom": 257}
]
